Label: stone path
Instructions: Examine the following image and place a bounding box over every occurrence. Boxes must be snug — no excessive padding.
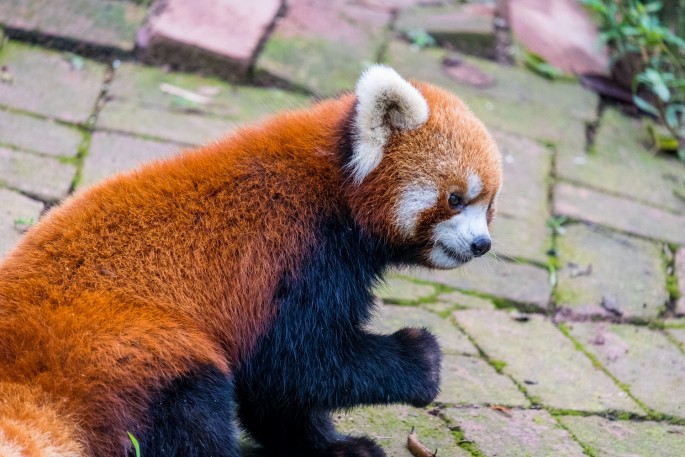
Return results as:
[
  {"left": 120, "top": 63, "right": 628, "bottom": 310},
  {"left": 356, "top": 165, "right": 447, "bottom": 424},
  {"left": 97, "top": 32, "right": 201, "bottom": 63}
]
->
[{"left": 2, "top": 1, "right": 685, "bottom": 456}]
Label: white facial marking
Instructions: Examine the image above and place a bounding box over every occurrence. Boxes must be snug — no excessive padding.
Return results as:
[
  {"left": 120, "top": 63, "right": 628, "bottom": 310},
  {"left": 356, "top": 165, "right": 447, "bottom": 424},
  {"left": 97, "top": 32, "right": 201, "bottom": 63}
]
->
[
  {"left": 467, "top": 172, "right": 483, "bottom": 200},
  {"left": 351, "top": 65, "right": 429, "bottom": 184},
  {"left": 430, "top": 203, "right": 490, "bottom": 269},
  {"left": 396, "top": 184, "right": 438, "bottom": 237}
]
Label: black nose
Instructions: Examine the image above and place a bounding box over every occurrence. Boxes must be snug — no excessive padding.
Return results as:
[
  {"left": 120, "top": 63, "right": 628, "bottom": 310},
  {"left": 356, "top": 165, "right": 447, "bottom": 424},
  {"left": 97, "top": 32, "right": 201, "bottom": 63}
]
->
[{"left": 470, "top": 237, "right": 491, "bottom": 257}]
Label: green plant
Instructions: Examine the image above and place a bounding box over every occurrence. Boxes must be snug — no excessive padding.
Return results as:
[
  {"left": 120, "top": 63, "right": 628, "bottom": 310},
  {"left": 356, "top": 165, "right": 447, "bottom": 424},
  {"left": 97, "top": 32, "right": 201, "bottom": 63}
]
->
[
  {"left": 405, "top": 28, "right": 436, "bottom": 50},
  {"left": 128, "top": 432, "right": 141, "bottom": 457},
  {"left": 582, "top": 0, "right": 685, "bottom": 160}
]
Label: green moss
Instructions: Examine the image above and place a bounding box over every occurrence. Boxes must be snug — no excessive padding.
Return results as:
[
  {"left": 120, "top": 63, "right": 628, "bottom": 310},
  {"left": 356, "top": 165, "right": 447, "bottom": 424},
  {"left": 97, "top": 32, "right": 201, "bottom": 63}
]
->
[
  {"left": 489, "top": 359, "right": 507, "bottom": 374},
  {"left": 68, "top": 129, "right": 92, "bottom": 191},
  {"left": 451, "top": 428, "right": 487, "bottom": 457}
]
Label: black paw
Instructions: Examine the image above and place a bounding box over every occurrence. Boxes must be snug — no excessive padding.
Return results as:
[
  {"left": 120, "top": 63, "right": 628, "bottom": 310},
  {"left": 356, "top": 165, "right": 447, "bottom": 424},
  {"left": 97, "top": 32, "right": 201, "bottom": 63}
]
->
[
  {"left": 322, "top": 436, "right": 386, "bottom": 457},
  {"left": 392, "top": 327, "right": 442, "bottom": 407}
]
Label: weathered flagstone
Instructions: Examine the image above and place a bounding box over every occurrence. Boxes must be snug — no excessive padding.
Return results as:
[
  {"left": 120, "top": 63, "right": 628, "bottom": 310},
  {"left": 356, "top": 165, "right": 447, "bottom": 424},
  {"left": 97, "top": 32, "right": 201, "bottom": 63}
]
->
[
  {"left": 436, "top": 290, "right": 495, "bottom": 310},
  {"left": 375, "top": 277, "right": 436, "bottom": 305},
  {"left": 445, "top": 407, "right": 587, "bottom": 457},
  {"left": 490, "top": 130, "right": 551, "bottom": 264},
  {"left": 0, "top": 0, "right": 146, "bottom": 52},
  {"left": 438, "top": 355, "right": 529, "bottom": 406},
  {"left": 98, "top": 62, "right": 310, "bottom": 144},
  {"left": 137, "top": 0, "right": 280, "bottom": 81},
  {"left": 0, "top": 147, "right": 75, "bottom": 201},
  {"left": 80, "top": 131, "right": 181, "bottom": 188},
  {"left": 454, "top": 309, "right": 641, "bottom": 412},
  {"left": 676, "top": 247, "right": 685, "bottom": 316},
  {"left": 559, "top": 415, "right": 685, "bottom": 457},
  {"left": 669, "top": 328, "right": 685, "bottom": 349},
  {"left": 556, "top": 108, "right": 685, "bottom": 215},
  {"left": 396, "top": 3, "right": 495, "bottom": 57},
  {"left": 0, "top": 42, "right": 106, "bottom": 123},
  {"left": 0, "top": 108, "right": 82, "bottom": 157},
  {"left": 555, "top": 224, "right": 668, "bottom": 319},
  {"left": 554, "top": 182, "right": 685, "bottom": 245},
  {"left": 335, "top": 405, "right": 471, "bottom": 457},
  {"left": 408, "top": 257, "right": 551, "bottom": 309},
  {"left": 384, "top": 41, "right": 598, "bottom": 123},
  {"left": 567, "top": 322, "right": 685, "bottom": 418},
  {"left": 368, "top": 304, "right": 477, "bottom": 356},
  {"left": 0, "top": 188, "right": 42, "bottom": 259},
  {"left": 255, "top": 0, "right": 391, "bottom": 96}
]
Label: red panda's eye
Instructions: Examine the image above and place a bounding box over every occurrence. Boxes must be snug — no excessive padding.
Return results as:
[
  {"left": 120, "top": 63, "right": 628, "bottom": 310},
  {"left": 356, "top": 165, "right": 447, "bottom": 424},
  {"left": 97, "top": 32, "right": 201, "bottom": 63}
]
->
[{"left": 448, "top": 193, "right": 464, "bottom": 210}]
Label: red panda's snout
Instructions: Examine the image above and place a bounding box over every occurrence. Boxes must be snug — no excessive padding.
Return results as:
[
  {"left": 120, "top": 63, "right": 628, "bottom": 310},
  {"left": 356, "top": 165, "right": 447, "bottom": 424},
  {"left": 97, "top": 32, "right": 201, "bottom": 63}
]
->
[{"left": 345, "top": 65, "right": 502, "bottom": 269}]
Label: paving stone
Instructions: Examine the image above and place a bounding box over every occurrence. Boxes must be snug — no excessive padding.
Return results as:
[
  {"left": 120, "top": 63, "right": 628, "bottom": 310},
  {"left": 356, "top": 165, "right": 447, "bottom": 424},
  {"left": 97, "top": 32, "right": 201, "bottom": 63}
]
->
[
  {"left": 556, "top": 224, "right": 668, "bottom": 319},
  {"left": 369, "top": 304, "right": 477, "bottom": 356},
  {"left": 0, "top": 42, "right": 106, "bottom": 123},
  {"left": 409, "top": 257, "right": 551, "bottom": 309},
  {"left": 567, "top": 322, "right": 685, "bottom": 418},
  {"left": 137, "top": 0, "right": 281, "bottom": 81},
  {"left": 445, "top": 407, "right": 587, "bottom": 457},
  {"left": 559, "top": 415, "right": 685, "bottom": 457},
  {"left": 80, "top": 131, "right": 181, "bottom": 188},
  {"left": 396, "top": 3, "right": 495, "bottom": 57},
  {"left": 98, "top": 62, "right": 310, "bottom": 145},
  {"left": 256, "top": 0, "right": 391, "bottom": 96},
  {"left": 508, "top": 0, "right": 609, "bottom": 75},
  {"left": 669, "top": 328, "right": 685, "bottom": 349},
  {"left": 490, "top": 130, "right": 551, "bottom": 264},
  {"left": 0, "top": 108, "right": 82, "bottom": 157},
  {"left": 435, "top": 290, "right": 495, "bottom": 310},
  {"left": 557, "top": 108, "right": 685, "bottom": 215},
  {"left": 0, "top": 0, "right": 146, "bottom": 52},
  {"left": 454, "top": 309, "right": 641, "bottom": 412},
  {"left": 674, "top": 247, "right": 685, "bottom": 317},
  {"left": 438, "top": 355, "right": 529, "bottom": 406},
  {"left": 375, "top": 277, "right": 436, "bottom": 304},
  {"left": 0, "top": 188, "right": 43, "bottom": 259},
  {"left": 554, "top": 182, "right": 685, "bottom": 245},
  {"left": 384, "top": 40, "right": 598, "bottom": 123},
  {"left": 335, "top": 404, "right": 471, "bottom": 457},
  {"left": 0, "top": 147, "right": 75, "bottom": 202}
]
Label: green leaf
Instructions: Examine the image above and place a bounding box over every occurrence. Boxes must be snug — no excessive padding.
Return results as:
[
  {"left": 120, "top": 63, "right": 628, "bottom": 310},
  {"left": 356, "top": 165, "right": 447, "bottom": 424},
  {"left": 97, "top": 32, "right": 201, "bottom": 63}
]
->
[
  {"left": 128, "top": 432, "right": 141, "bottom": 457},
  {"left": 633, "top": 95, "right": 661, "bottom": 116}
]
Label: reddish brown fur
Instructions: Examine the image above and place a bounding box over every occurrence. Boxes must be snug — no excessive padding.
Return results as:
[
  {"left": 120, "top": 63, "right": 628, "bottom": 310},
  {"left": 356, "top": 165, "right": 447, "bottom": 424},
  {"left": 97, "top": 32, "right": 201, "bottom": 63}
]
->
[{"left": 0, "top": 80, "right": 500, "bottom": 455}]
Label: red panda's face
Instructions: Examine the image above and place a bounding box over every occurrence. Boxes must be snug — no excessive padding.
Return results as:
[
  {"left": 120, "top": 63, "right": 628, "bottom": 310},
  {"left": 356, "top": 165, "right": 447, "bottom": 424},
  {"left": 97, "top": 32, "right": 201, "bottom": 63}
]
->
[{"left": 347, "top": 66, "right": 502, "bottom": 269}]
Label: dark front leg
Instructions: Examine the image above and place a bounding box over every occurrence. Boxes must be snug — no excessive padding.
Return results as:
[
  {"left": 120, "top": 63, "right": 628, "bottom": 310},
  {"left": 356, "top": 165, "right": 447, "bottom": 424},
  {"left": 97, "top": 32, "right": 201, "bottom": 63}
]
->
[{"left": 236, "top": 325, "right": 441, "bottom": 456}]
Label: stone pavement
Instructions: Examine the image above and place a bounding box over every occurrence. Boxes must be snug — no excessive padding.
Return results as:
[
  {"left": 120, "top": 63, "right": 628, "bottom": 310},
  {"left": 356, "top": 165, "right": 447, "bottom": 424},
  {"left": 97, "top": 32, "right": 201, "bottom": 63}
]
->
[{"left": 2, "top": 1, "right": 685, "bottom": 456}]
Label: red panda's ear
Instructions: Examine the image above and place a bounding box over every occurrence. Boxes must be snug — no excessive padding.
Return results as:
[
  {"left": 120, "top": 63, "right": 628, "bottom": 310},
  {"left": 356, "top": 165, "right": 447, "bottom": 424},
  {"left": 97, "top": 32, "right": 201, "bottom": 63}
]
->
[{"left": 350, "top": 65, "right": 429, "bottom": 184}]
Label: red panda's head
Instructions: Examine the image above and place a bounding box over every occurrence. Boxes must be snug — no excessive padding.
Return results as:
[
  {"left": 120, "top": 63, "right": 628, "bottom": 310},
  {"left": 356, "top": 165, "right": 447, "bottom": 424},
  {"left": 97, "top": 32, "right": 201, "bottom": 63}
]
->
[{"left": 345, "top": 65, "right": 502, "bottom": 269}]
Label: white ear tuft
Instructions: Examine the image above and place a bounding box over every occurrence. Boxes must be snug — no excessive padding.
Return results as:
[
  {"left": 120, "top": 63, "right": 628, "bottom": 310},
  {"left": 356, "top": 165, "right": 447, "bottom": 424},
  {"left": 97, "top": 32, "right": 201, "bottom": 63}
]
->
[{"left": 350, "top": 65, "right": 429, "bottom": 184}]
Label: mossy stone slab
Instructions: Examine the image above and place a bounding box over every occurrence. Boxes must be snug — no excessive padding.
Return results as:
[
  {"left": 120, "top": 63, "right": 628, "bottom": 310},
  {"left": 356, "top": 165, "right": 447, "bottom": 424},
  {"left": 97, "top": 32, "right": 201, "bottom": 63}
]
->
[
  {"left": 0, "top": 0, "right": 146, "bottom": 52},
  {"left": 490, "top": 130, "right": 551, "bottom": 264},
  {"left": 99, "top": 62, "right": 311, "bottom": 144},
  {"left": 559, "top": 415, "right": 685, "bottom": 457},
  {"left": 0, "top": 43, "right": 106, "bottom": 123},
  {"left": 438, "top": 354, "right": 529, "bottom": 406},
  {"left": 555, "top": 224, "right": 668, "bottom": 319},
  {"left": 554, "top": 182, "right": 685, "bottom": 245},
  {"left": 410, "top": 258, "right": 551, "bottom": 309},
  {"left": 375, "top": 277, "right": 436, "bottom": 304},
  {"left": 368, "top": 304, "right": 477, "bottom": 356},
  {"left": 557, "top": 107, "right": 685, "bottom": 215},
  {"left": 335, "top": 404, "right": 471, "bottom": 457},
  {"left": 255, "top": 1, "right": 391, "bottom": 96},
  {"left": 80, "top": 131, "right": 182, "bottom": 188},
  {"left": 384, "top": 41, "right": 597, "bottom": 123},
  {"left": 435, "top": 290, "right": 495, "bottom": 310},
  {"left": 0, "top": 188, "right": 43, "bottom": 259},
  {"left": 0, "top": 108, "right": 82, "bottom": 157},
  {"left": 0, "top": 147, "right": 75, "bottom": 202},
  {"left": 567, "top": 322, "right": 685, "bottom": 418},
  {"left": 445, "top": 407, "right": 587, "bottom": 457},
  {"left": 454, "top": 309, "right": 642, "bottom": 413},
  {"left": 396, "top": 4, "right": 495, "bottom": 57}
]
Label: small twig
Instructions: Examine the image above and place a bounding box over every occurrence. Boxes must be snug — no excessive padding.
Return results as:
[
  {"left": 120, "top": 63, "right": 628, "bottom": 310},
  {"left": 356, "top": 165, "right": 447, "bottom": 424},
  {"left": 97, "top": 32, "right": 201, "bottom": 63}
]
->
[
  {"left": 407, "top": 427, "right": 438, "bottom": 457},
  {"left": 159, "top": 83, "right": 213, "bottom": 105}
]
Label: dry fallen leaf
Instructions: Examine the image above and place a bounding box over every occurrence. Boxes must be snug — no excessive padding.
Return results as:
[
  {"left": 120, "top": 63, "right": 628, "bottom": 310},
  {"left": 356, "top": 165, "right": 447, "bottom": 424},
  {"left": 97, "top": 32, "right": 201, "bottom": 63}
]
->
[{"left": 407, "top": 427, "right": 437, "bottom": 457}]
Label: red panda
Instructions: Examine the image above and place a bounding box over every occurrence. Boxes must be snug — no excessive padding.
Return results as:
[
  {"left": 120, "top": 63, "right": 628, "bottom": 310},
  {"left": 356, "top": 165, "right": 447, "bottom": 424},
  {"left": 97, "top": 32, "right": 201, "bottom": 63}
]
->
[{"left": 0, "top": 65, "right": 501, "bottom": 457}]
